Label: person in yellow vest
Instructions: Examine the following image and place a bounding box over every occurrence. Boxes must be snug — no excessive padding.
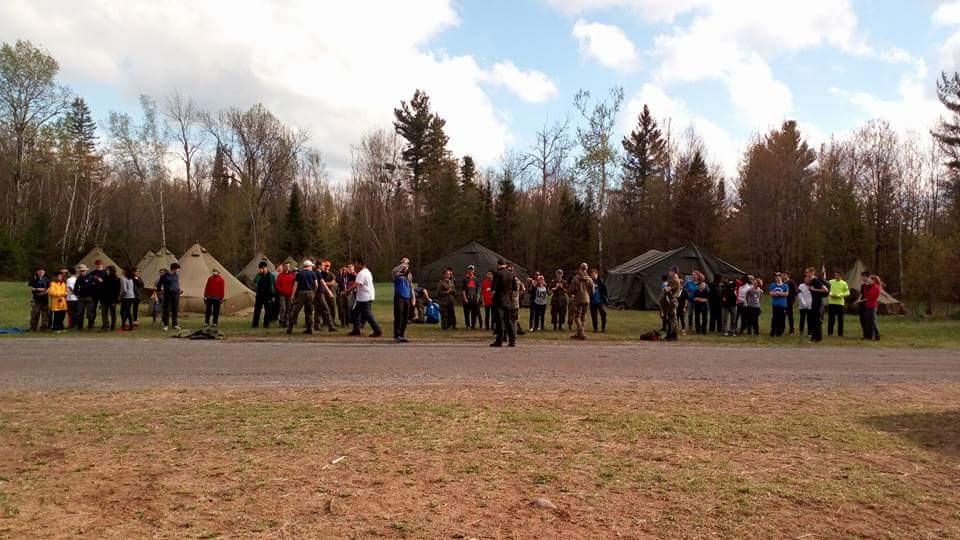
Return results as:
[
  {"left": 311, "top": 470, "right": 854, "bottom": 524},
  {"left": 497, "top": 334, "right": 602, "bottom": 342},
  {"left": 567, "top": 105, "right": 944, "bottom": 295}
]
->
[
  {"left": 827, "top": 270, "right": 850, "bottom": 337},
  {"left": 47, "top": 271, "right": 69, "bottom": 333}
]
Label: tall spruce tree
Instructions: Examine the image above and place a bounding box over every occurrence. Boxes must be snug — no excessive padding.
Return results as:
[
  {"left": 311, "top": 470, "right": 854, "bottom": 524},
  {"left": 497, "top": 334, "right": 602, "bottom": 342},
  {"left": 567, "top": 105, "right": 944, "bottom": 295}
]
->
[
  {"left": 931, "top": 71, "right": 960, "bottom": 230},
  {"left": 282, "top": 183, "right": 308, "bottom": 258}
]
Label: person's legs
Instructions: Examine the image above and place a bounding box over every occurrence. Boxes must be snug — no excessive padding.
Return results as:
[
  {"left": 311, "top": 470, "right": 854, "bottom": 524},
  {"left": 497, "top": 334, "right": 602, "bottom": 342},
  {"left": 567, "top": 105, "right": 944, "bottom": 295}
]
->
[
  {"left": 590, "top": 303, "right": 599, "bottom": 332},
  {"left": 205, "top": 299, "right": 213, "bottom": 325},
  {"left": 100, "top": 301, "right": 109, "bottom": 330},
  {"left": 699, "top": 306, "right": 709, "bottom": 334},
  {"left": 54, "top": 310, "right": 66, "bottom": 331},
  {"left": 837, "top": 307, "right": 844, "bottom": 337},
  {"left": 462, "top": 303, "right": 471, "bottom": 329},
  {"left": 393, "top": 295, "right": 404, "bottom": 338},
  {"left": 810, "top": 307, "right": 822, "bottom": 342},
  {"left": 169, "top": 293, "right": 179, "bottom": 327},
  {"left": 120, "top": 299, "right": 131, "bottom": 328},
  {"left": 212, "top": 300, "right": 220, "bottom": 325},
  {"left": 132, "top": 299, "right": 140, "bottom": 325},
  {"left": 827, "top": 305, "right": 836, "bottom": 335},
  {"left": 786, "top": 302, "right": 795, "bottom": 334},
  {"left": 361, "top": 301, "right": 381, "bottom": 335},
  {"left": 29, "top": 298, "right": 41, "bottom": 330}
]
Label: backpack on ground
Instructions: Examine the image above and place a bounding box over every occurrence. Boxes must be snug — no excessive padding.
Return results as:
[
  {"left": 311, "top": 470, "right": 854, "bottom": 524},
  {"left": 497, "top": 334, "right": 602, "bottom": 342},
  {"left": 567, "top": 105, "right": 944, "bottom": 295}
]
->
[
  {"left": 425, "top": 301, "right": 441, "bottom": 324},
  {"left": 639, "top": 330, "right": 662, "bottom": 341}
]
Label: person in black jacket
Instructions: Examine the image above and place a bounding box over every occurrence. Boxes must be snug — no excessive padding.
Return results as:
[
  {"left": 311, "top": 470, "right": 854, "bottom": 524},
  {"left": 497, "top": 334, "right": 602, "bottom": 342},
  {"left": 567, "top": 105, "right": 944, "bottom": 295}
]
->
[
  {"left": 708, "top": 274, "right": 723, "bottom": 333},
  {"left": 99, "top": 265, "right": 121, "bottom": 331},
  {"left": 490, "top": 260, "right": 516, "bottom": 347},
  {"left": 74, "top": 264, "right": 98, "bottom": 330}
]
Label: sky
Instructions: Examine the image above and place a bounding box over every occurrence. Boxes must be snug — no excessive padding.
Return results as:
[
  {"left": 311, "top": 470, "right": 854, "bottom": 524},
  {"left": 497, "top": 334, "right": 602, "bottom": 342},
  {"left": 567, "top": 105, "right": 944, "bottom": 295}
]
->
[{"left": 2, "top": 0, "right": 959, "bottom": 179}]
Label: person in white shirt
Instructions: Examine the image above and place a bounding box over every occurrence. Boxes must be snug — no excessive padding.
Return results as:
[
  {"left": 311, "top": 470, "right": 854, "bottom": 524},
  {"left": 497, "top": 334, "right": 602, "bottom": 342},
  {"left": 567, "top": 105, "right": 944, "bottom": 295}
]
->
[
  {"left": 797, "top": 277, "right": 813, "bottom": 336},
  {"left": 345, "top": 258, "right": 382, "bottom": 338},
  {"left": 65, "top": 267, "right": 78, "bottom": 329}
]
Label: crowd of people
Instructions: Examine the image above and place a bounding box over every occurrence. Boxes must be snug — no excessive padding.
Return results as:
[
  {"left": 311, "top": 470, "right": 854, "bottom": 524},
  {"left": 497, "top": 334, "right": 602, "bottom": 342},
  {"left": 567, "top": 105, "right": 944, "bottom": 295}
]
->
[
  {"left": 24, "top": 256, "right": 885, "bottom": 345},
  {"left": 656, "top": 266, "right": 885, "bottom": 342}
]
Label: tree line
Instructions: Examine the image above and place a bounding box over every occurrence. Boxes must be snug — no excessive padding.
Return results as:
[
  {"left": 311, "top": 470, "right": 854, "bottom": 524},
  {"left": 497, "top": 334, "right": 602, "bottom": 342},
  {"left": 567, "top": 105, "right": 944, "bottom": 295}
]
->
[{"left": 1, "top": 39, "right": 958, "bottom": 309}]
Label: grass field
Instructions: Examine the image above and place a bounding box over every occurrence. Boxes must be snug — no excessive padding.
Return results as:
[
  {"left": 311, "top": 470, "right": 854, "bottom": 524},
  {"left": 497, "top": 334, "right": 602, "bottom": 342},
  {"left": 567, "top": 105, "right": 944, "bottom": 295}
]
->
[
  {"left": 2, "top": 382, "right": 959, "bottom": 537},
  {"left": 2, "top": 281, "right": 958, "bottom": 347}
]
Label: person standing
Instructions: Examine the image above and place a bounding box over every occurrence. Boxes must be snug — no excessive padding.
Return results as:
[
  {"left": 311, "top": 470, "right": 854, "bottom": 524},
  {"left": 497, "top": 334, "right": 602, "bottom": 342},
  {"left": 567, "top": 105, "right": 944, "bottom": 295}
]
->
[
  {"left": 251, "top": 262, "right": 276, "bottom": 328},
  {"left": 336, "top": 266, "right": 355, "bottom": 327},
  {"left": 74, "top": 265, "right": 97, "bottom": 330},
  {"left": 27, "top": 267, "right": 50, "bottom": 331},
  {"left": 784, "top": 272, "right": 798, "bottom": 334},
  {"left": 346, "top": 259, "right": 382, "bottom": 338},
  {"left": 744, "top": 278, "right": 763, "bottom": 336},
  {"left": 797, "top": 276, "right": 812, "bottom": 335},
  {"left": 156, "top": 262, "right": 182, "bottom": 332},
  {"left": 461, "top": 265, "right": 482, "bottom": 330},
  {"left": 287, "top": 260, "right": 318, "bottom": 334},
  {"left": 508, "top": 264, "right": 526, "bottom": 336},
  {"left": 436, "top": 268, "right": 457, "bottom": 330},
  {"left": 692, "top": 281, "right": 710, "bottom": 335},
  {"left": 119, "top": 267, "right": 137, "bottom": 331},
  {"left": 827, "top": 270, "right": 850, "bottom": 337},
  {"left": 736, "top": 274, "right": 752, "bottom": 334},
  {"left": 275, "top": 262, "right": 295, "bottom": 328},
  {"left": 588, "top": 268, "right": 608, "bottom": 333},
  {"left": 481, "top": 270, "right": 494, "bottom": 331},
  {"left": 392, "top": 258, "right": 413, "bottom": 343},
  {"left": 490, "top": 260, "right": 517, "bottom": 347},
  {"left": 684, "top": 273, "right": 701, "bottom": 330},
  {"left": 129, "top": 267, "right": 144, "bottom": 329},
  {"left": 769, "top": 274, "right": 789, "bottom": 337},
  {"left": 805, "top": 267, "right": 828, "bottom": 342},
  {"left": 708, "top": 274, "right": 723, "bottom": 333},
  {"left": 99, "top": 266, "right": 121, "bottom": 331},
  {"left": 318, "top": 261, "right": 339, "bottom": 331},
  {"left": 65, "top": 267, "right": 78, "bottom": 330},
  {"left": 203, "top": 268, "right": 225, "bottom": 327},
  {"left": 663, "top": 266, "right": 683, "bottom": 341},
  {"left": 549, "top": 270, "right": 567, "bottom": 331},
  {"left": 659, "top": 274, "right": 670, "bottom": 332},
  {"left": 720, "top": 277, "right": 737, "bottom": 336},
  {"left": 47, "top": 271, "right": 68, "bottom": 332},
  {"left": 531, "top": 275, "right": 548, "bottom": 331},
  {"left": 857, "top": 274, "right": 882, "bottom": 341}
]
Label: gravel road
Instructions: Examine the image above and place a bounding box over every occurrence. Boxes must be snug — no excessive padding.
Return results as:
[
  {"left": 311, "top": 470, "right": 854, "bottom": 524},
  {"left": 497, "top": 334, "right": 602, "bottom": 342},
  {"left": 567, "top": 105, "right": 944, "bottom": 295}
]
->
[{"left": 0, "top": 338, "right": 958, "bottom": 390}]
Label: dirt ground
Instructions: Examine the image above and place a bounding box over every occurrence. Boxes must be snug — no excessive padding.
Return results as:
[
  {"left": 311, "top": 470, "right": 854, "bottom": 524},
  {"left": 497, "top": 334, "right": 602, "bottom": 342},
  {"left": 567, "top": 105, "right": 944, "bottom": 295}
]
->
[{"left": 1, "top": 339, "right": 959, "bottom": 537}]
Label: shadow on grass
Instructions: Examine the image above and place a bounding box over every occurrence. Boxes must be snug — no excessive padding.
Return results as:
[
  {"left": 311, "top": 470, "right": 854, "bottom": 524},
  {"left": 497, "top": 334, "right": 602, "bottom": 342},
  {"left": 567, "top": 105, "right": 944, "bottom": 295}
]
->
[{"left": 865, "top": 410, "right": 960, "bottom": 456}]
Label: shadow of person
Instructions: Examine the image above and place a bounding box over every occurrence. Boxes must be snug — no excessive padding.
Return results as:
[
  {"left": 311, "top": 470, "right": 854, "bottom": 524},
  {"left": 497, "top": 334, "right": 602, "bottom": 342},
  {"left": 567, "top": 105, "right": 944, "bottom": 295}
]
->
[{"left": 865, "top": 410, "right": 960, "bottom": 457}]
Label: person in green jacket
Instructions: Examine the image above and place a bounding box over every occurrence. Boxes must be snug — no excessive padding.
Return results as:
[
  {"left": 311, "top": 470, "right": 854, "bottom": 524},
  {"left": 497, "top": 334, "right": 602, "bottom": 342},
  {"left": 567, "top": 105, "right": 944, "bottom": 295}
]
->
[
  {"left": 252, "top": 261, "right": 276, "bottom": 328},
  {"left": 827, "top": 270, "right": 850, "bottom": 337}
]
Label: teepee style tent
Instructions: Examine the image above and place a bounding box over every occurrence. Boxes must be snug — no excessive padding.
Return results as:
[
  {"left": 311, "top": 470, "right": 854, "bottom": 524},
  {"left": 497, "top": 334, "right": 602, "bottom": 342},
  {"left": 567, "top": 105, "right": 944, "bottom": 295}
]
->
[
  {"left": 418, "top": 241, "right": 528, "bottom": 295},
  {"left": 606, "top": 244, "right": 745, "bottom": 310},
  {"left": 282, "top": 256, "right": 299, "bottom": 270},
  {"left": 139, "top": 247, "right": 179, "bottom": 290},
  {"left": 844, "top": 260, "right": 906, "bottom": 315},
  {"left": 237, "top": 253, "right": 276, "bottom": 287},
  {"left": 136, "top": 250, "right": 156, "bottom": 269},
  {"left": 177, "top": 243, "right": 255, "bottom": 314},
  {"left": 77, "top": 246, "right": 122, "bottom": 272}
]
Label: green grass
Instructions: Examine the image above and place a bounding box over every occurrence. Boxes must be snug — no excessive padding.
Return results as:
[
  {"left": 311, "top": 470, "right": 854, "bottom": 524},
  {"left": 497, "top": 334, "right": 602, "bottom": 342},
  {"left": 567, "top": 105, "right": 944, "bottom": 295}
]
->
[{"left": 1, "top": 281, "right": 958, "bottom": 347}]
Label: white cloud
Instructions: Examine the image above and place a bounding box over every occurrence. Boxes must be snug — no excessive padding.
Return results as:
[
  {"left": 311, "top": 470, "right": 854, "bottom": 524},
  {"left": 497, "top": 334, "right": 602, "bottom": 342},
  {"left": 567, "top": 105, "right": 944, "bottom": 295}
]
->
[
  {"left": 622, "top": 83, "right": 742, "bottom": 177},
  {"left": 0, "top": 0, "right": 541, "bottom": 177},
  {"left": 571, "top": 19, "right": 639, "bottom": 71},
  {"left": 485, "top": 61, "right": 559, "bottom": 103},
  {"left": 830, "top": 60, "right": 942, "bottom": 135},
  {"left": 544, "top": 0, "right": 705, "bottom": 23},
  {"left": 934, "top": 1, "right": 960, "bottom": 71}
]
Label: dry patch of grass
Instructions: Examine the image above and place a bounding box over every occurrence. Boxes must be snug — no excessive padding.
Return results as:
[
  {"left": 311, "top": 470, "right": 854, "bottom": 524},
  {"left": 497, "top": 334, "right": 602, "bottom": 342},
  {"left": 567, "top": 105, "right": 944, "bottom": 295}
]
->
[{"left": 1, "top": 382, "right": 959, "bottom": 537}]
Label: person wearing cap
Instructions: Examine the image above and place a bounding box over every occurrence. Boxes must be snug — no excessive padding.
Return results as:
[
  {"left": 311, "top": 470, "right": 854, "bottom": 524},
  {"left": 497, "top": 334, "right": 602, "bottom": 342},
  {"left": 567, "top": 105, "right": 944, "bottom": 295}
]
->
[
  {"left": 436, "top": 267, "right": 457, "bottom": 330},
  {"left": 252, "top": 260, "right": 276, "bottom": 328},
  {"left": 568, "top": 263, "right": 595, "bottom": 340},
  {"left": 27, "top": 267, "right": 50, "bottom": 331},
  {"left": 392, "top": 257, "right": 414, "bottom": 342},
  {"left": 155, "top": 262, "right": 182, "bottom": 331},
  {"left": 345, "top": 258, "right": 382, "bottom": 338},
  {"left": 461, "top": 264, "right": 482, "bottom": 330},
  {"left": 550, "top": 269, "right": 567, "bottom": 331},
  {"left": 203, "top": 268, "right": 226, "bottom": 327},
  {"left": 287, "top": 260, "right": 318, "bottom": 334},
  {"left": 73, "top": 264, "right": 97, "bottom": 330},
  {"left": 490, "top": 259, "right": 517, "bottom": 347}
]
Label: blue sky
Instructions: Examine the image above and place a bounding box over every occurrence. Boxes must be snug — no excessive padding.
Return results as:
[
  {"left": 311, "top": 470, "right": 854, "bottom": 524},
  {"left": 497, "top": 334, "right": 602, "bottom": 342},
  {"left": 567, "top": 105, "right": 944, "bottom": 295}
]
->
[{"left": 2, "top": 0, "right": 958, "bottom": 178}]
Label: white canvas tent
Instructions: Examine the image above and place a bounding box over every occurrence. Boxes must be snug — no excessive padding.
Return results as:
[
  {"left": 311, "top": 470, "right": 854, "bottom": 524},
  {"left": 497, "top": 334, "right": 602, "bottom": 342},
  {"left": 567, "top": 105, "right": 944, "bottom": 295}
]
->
[
  {"left": 177, "top": 243, "right": 255, "bottom": 314},
  {"left": 238, "top": 252, "right": 276, "bottom": 287},
  {"left": 139, "top": 247, "right": 179, "bottom": 289}
]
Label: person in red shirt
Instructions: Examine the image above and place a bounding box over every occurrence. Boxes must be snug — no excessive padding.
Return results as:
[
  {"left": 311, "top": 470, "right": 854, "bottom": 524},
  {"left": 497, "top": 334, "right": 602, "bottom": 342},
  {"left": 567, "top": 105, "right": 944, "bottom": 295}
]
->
[
  {"left": 481, "top": 270, "right": 494, "bottom": 331},
  {"left": 203, "top": 269, "right": 226, "bottom": 327},
  {"left": 858, "top": 274, "right": 883, "bottom": 340},
  {"left": 274, "top": 262, "right": 297, "bottom": 327}
]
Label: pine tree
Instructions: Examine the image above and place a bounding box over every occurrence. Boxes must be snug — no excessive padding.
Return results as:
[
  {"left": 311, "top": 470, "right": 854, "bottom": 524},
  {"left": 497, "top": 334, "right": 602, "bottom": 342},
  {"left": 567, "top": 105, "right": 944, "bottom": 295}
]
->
[
  {"left": 282, "top": 183, "right": 308, "bottom": 258},
  {"left": 672, "top": 151, "right": 719, "bottom": 247},
  {"left": 393, "top": 89, "right": 449, "bottom": 190},
  {"left": 621, "top": 104, "right": 665, "bottom": 200},
  {"left": 64, "top": 97, "right": 97, "bottom": 157},
  {"left": 931, "top": 71, "right": 960, "bottom": 231},
  {"left": 460, "top": 155, "right": 476, "bottom": 186},
  {"left": 494, "top": 170, "right": 520, "bottom": 257}
]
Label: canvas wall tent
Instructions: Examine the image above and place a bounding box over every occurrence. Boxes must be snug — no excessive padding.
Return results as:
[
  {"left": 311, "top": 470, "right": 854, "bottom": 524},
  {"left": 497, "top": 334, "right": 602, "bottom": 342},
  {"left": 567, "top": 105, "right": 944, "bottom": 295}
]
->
[
  {"left": 606, "top": 244, "right": 745, "bottom": 310},
  {"left": 844, "top": 259, "right": 906, "bottom": 315},
  {"left": 139, "top": 247, "right": 179, "bottom": 289},
  {"left": 76, "top": 246, "right": 122, "bottom": 273},
  {"left": 177, "top": 243, "right": 255, "bottom": 314},
  {"left": 418, "top": 241, "right": 528, "bottom": 296},
  {"left": 282, "top": 256, "right": 298, "bottom": 269},
  {"left": 237, "top": 253, "right": 276, "bottom": 287}
]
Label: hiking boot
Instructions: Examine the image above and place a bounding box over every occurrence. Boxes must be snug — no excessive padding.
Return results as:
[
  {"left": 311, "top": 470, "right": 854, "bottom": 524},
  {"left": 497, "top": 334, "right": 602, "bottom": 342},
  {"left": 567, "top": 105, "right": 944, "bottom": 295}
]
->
[
  {"left": 489, "top": 341, "right": 502, "bottom": 347},
  {"left": 507, "top": 342, "right": 516, "bottom": 347},
  {"left": 328, "top": 327, "right": 337, "bottom": 332},
  {"left": 370, "top": 331, "right": 382, "bottom": 338},
  {"left": 395, "top": 337, "right": 409, "bottom": 343},
  {"left": 286, "top": 326, "right": 293, "bottom": 335},
  {"left": 347, "top": 330, "right": 361, "bottom": 336}
]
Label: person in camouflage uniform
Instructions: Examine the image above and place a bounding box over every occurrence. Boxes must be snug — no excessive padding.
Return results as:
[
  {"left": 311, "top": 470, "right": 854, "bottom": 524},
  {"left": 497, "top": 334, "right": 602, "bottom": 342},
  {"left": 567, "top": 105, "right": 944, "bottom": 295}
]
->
[
  {"left": 567, "top": 262, "right": 595, "bottom": 340},
  {"left": 663, "top": 265, "right": 683, "bottom": 341},
  {"left": 436, "top": 267, "right": 457, "bottom": 330},
  {"left": 550, "top": 269, "right": 567, "bottom": 330}
]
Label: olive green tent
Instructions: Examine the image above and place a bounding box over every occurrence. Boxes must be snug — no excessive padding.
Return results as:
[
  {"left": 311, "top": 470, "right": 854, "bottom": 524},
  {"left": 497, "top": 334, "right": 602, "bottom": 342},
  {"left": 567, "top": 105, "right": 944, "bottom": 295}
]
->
[
  {"left": 177, "top": 243, "right": 255, "bottom": 314},
  {"left": 139, "top": 247, "right": 179, "bottom": 290},
  {"left": 418, "top": 240, "right": 527, "bottom": 295},
  {"left": 238, "top": 252, "right": 276, "bottom": 287},
  {"left": 76, "top": 246, "right": 122, "bottom": 273},
  {"left": 844, "top": 259, "right": 905, "bottom": 315},
  {"left": 606, "top": 244, "right": 744, "bottom": 310}
]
